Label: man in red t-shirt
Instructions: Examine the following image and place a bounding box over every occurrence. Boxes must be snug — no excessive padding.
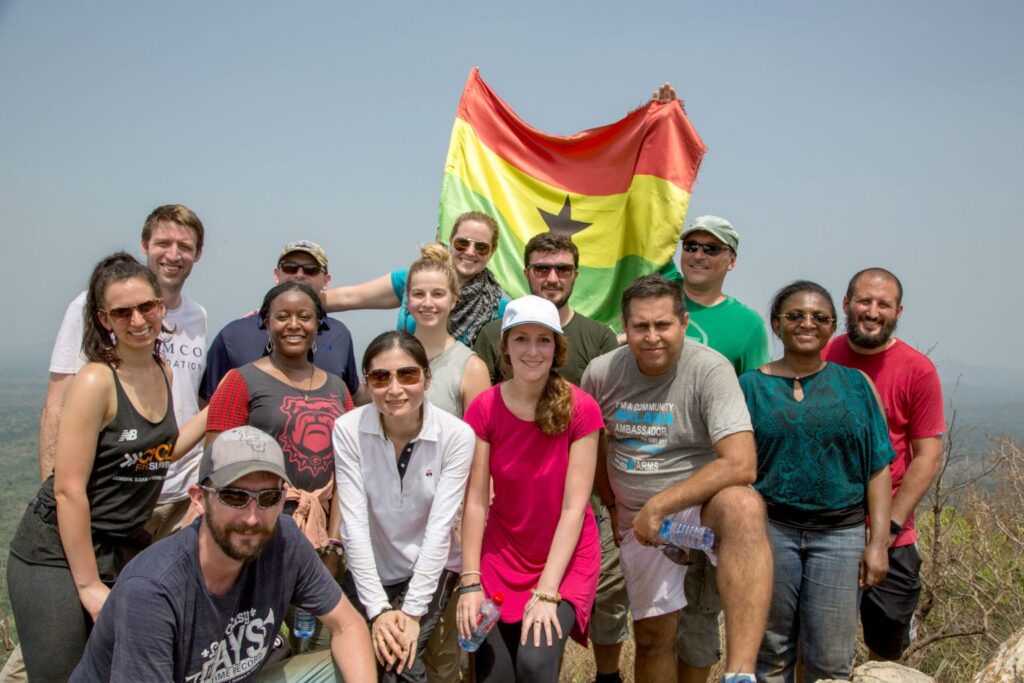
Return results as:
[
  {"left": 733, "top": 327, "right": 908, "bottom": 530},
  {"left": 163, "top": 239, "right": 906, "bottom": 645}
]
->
[{"left": 824, "top": 268, "right": 945, "bottom": 661}]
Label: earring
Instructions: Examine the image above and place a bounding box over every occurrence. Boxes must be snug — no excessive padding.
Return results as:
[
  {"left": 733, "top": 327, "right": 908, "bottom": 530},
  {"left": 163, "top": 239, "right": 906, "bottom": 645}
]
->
[
  {"left": 109, "top": 331, "right": 118, "bottom": 347},
  {"left": 263, "top": 339, "right": 274, "bottom": 356},
  {"left": 311, "top": 340, "right": 318, "bottom": 356}
]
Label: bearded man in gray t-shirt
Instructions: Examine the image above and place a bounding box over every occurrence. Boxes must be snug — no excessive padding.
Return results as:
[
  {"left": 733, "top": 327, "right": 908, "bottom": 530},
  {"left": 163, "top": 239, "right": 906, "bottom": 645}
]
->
[{"left": 581, "top": 275, "right": 771, "bottom": 683}]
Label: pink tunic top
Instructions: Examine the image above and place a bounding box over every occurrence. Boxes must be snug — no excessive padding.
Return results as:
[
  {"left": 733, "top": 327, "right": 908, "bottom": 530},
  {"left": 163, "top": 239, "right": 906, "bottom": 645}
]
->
[{"left": 464, "top": 384, "right": 603, "bottom": 644}]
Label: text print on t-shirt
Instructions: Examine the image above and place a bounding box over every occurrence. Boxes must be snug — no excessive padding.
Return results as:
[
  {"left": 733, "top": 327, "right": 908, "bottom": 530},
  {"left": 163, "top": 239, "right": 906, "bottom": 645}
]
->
[
  {"left": 187, "top": 607, "right": 276, "bottom": 683},
  {"left": 116, "top": 439, "right": 175, "bottom": 481},
  {"left": 611, "top": 400, "right": 675, "bottom": 472}
]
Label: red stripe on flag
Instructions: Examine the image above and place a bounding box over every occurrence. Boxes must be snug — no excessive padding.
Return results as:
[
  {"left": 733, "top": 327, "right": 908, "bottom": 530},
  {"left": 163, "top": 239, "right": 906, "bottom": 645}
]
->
[{"left": 455, "top": 68, "right": 706, "bottom": 197}]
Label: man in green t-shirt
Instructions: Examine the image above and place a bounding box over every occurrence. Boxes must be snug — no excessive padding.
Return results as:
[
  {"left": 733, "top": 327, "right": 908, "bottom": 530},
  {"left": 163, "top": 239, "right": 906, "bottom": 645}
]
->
[
  {"left": 660, "top": 214, "right": 770, "bottom": 683},
  {"left": 662, "top": 215, "right": 770, "bottom": 376},
  {"left": 474, "top": 233, "right": 628, "bottom": 683}
]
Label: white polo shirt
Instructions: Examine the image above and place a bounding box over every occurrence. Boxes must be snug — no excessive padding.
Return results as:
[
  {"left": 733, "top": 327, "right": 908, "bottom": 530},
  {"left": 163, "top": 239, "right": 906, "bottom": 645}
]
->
[{"left": 333, "top": 401, "right": 475, "bottom": 619}]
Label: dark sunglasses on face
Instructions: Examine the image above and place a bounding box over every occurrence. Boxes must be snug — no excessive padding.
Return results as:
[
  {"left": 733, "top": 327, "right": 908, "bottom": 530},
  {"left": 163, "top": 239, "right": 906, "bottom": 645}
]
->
[
  {"left": 682, "top": 241, "right": 732, "bottom": 257},
  {"left": 526, "top": 263, "right": 576, "bottom": 278},
  {"left": 452, "top": 236, "right": 492, "bottom": 256},
  {"left": 103, "top": 298, "right": 163, "bottom": 323},
  {"left": 777, "top": 311, "right": 835, "bottom": 326},
  {"left": 201, "top": 485, "right": 285, "bottom": 509},
  {"left": 278, "top": 261, "right": 324, "bottom": 276},
  {"left": 365, "top": 366, "right": 424, "bottom": 389}
]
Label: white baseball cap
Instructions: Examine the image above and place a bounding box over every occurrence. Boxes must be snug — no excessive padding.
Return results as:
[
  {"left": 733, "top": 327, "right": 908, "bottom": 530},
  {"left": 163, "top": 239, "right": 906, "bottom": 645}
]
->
[{"left": 500, "top": 295, "right": 564, "bottom": 335}]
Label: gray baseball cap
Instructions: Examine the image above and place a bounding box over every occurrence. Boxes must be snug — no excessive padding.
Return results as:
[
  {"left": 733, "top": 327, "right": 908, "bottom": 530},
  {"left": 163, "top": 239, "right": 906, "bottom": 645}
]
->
[
  {"left": 199, "top": 426, "right": 293, "bottom": 488},
  {"left": 681, "top": 215, "right": 739, "bottom": 252}
]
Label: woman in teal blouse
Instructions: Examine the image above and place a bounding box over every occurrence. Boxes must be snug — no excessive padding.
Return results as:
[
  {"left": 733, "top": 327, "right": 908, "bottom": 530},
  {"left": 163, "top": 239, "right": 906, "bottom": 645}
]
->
[{"left": 739, "top": 280, "right": 894, "bottom": 683}]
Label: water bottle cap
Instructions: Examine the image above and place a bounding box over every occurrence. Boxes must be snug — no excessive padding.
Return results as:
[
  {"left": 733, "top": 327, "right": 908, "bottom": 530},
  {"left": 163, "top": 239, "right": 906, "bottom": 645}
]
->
[{"left": 491, "top": 592, "right": 505, "bottom": 605}]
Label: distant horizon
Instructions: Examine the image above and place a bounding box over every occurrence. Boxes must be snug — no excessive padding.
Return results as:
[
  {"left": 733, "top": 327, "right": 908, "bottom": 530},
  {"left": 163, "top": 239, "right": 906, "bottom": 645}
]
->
[{"left": 3, "top": 340, "right": 1023, "bottom": 395}]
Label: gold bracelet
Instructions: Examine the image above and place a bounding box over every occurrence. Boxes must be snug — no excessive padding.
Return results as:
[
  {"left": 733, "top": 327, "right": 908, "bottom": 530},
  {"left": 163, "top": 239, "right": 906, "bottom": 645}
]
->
[{"left": 531, "top": 589, "right": 561, "bottom": 604}]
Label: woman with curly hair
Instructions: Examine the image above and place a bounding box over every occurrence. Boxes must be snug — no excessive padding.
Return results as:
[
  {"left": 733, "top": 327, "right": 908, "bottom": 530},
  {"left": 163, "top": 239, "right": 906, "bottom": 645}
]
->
[{"left": 457, "top": 295, "right": 603, "bottom": 681}]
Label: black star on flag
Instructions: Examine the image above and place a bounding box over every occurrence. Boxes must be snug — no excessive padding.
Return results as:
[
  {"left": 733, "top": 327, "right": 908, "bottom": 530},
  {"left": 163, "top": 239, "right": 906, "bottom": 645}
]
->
[{"left": 538, "top": 196, "right": 591, "bottom": 237}]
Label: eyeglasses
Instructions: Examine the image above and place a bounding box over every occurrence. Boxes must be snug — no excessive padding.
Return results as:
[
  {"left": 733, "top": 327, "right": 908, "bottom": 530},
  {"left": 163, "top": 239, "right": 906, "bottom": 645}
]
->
[
  {"left": 526, "top": 263, "right": 576, "bottom": 278},
  {"left": 777, "top": 312, "right": 836, "bottom": 326},
  {"left": 682, "top": 241, "right": 732, "bottom": 257},
  {"left": 200, "top": 485, "right": 285, "bottom": 509},
  {"left": 278, "top": 261, "right": 324, "bottom": 276},
  {"left": 102, "top": 299, "right": 163, "bottom": 323},
  {"left": 365, "top": 366, "right": 424, "bottom": 389},
  {"left": 452, "top": 236, "right": 492, "bottom": 257}
]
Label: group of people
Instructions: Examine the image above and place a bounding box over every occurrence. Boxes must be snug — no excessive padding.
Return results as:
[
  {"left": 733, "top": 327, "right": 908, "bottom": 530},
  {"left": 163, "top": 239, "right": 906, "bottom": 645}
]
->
[{"left": 5, "top": 93, "right": 944, "bottom": 683}]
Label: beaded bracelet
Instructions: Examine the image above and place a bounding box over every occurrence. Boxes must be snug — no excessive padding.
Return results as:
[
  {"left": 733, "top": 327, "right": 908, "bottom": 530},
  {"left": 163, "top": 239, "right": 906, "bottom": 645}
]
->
[
  {"left": 532, "top": 590, "right": 561, "bottom": 604},
  {"left": 523, "top": 589, "right": 561, "bottom": 614},
  {"left": 457, "top": 583, "right": 482, "bottom": 596}
]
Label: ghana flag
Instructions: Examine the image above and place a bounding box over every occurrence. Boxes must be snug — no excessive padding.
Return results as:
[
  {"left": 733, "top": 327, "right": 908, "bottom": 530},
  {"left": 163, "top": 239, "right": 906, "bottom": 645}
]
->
[{"left": 438, "top": 68, "right": 706, "bottom": 329}]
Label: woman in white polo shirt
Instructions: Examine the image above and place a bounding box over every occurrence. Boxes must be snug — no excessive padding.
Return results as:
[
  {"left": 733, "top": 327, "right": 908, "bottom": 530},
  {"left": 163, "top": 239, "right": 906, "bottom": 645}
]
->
[{"left": 332, "top": 330, "right": 475, "bottom": 681}]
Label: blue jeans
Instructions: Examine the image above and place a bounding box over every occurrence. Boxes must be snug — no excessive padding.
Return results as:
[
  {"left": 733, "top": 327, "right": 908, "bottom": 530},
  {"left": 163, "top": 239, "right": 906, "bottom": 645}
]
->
[{"left": 757, "top": 522, "right": 864, "bottom": 683}]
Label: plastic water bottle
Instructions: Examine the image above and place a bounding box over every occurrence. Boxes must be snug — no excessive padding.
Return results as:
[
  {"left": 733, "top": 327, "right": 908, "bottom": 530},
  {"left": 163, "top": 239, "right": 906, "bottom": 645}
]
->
[
  {"left": 457, "top": 592, "right": 505, "bottom": 652},
  {"left": 293, "top": 608, "right": 316, "bottom": 639},
  {"left": 658, "top": 518, "right": 715, "bottom": 552}
]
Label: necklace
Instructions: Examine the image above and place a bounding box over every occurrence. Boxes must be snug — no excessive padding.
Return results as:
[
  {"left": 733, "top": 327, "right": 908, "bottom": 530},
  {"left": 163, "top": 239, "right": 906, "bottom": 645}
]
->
[
  {"left": 268, "top": 355, "right": 315, "bottom": 401},
  {"left": 767, "top": 360, "right": 826, "bottom": 402}
]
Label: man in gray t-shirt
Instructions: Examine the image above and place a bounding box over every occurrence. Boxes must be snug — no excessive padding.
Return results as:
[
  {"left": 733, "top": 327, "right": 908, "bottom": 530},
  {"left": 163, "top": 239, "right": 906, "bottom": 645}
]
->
[{"left": 581, "top": 275, "right": 771, "bottom": 683}]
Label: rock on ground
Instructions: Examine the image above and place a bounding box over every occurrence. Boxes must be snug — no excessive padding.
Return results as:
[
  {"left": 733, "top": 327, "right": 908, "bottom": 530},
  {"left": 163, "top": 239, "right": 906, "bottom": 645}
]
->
[{"left": 974, "top": 627, "right": 1024, "bottom": 683}]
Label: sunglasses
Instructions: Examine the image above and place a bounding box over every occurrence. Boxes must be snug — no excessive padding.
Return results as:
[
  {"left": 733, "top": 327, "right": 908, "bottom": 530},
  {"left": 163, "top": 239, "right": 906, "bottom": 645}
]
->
[
  {"left": 526, "top": 263, "right": 576, "bottom": 278},
  {"left": 777, "top": 311, "right": 835, "bottom": 326},
  {"left": 102, "top": 298, "right": 163, "bottom": 323},
  {"left": 201, "top": 485, "right": 285, "bottom": 509},
  {"left": 278, "top": 261, "right": 324, "bottom": 276},
  {"left": 682, "top": 241, "right": 732, "bottom": 256},
  {"left": 452, "top": 236, "right": 492, "bottom": 257},
  {"left": 365, "top": 366, "right": 424, "bottom": 389}
]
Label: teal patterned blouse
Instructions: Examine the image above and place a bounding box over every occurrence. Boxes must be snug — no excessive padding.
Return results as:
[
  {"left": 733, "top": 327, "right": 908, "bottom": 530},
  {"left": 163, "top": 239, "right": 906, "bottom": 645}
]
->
[{"left": 739, "top": 363, "right": 895, "bottom": 514}]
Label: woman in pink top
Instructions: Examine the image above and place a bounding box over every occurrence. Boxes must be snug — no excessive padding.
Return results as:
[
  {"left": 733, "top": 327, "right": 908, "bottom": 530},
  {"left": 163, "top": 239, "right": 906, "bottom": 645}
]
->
[{"left": 457, "top": 295, "right": 603, "bottom": 681}]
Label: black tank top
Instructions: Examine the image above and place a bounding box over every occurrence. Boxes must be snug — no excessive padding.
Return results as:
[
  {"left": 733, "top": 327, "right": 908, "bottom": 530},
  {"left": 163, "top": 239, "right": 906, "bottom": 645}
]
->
[{"left": 36, "top": 362, "right": 179, "bottom": 538}]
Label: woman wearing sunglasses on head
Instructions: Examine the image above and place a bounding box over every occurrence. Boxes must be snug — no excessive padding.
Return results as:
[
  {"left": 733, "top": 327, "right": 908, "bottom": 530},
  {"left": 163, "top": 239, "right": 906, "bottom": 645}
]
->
[
  {"left": 321, "top": 211, "right": 510, "bottom": 347},
  {"left": 332, "top": 331, "right": 475, "bottom": 681},
  {"left": 739, "top": 281, "right": 895, "bottom": 683},
  {"left": 205, "top": 282, "right": 352, "bottom": 601},
  {"left": 458, "top": 296, "right": 603, "bottom": 682},
  {"left": 7, "top": 252, "right": 207, "bottom": 680}
]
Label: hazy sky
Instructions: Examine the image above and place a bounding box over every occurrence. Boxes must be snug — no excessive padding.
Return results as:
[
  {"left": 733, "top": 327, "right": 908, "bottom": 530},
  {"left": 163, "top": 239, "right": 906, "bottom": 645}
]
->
[{"left": 2, "top": 1, "right": 1022, "bottom": 373}]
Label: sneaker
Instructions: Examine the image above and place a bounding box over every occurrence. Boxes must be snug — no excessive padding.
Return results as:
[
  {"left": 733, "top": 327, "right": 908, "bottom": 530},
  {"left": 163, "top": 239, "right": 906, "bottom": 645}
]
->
[{"left": 722, "top": 674, "right": 756, "bottom": 683}]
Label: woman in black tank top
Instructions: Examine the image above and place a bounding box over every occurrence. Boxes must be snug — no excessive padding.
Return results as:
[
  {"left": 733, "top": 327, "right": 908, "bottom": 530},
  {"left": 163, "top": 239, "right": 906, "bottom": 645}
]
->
[{"left": 7, "top": 253, "right": 208, "bottom": 681}]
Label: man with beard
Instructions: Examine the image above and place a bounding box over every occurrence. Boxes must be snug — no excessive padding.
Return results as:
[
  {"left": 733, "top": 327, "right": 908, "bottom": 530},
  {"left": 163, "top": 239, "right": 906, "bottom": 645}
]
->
[
  {"left": 71, "top": 426, "right": 375, "bottom": 683},
  {"left": 473, "top": 233, "right": 627, "bottom": 683},
  {"left": 824, "top": 268, "right": 944, "bottom": 661}
]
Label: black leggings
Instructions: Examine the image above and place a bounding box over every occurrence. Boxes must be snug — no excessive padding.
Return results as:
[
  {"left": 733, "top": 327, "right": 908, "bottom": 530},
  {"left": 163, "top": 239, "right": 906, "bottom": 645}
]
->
[
  {"left": 7, "top": 553, "right": 93, "bottom": 682},
  {"left": 475, "top": 600, "right": 576, "bottom": 683}
]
